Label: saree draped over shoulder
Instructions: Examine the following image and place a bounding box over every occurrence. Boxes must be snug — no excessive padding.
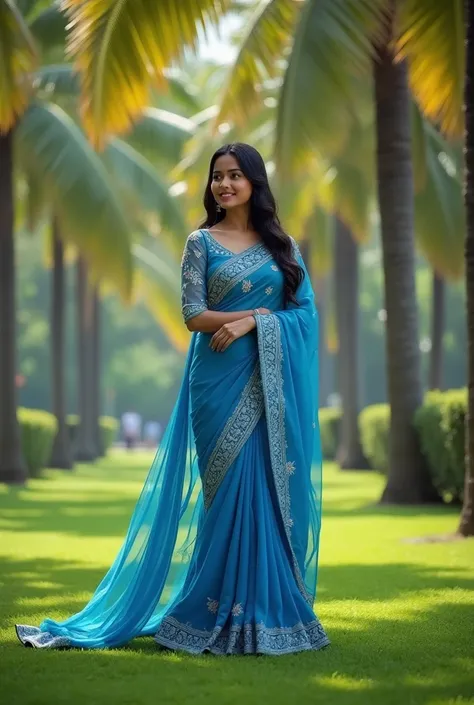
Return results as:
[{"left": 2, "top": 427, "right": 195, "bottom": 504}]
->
[{"left": 16, "top": 229, "right": 330, "bottom": 656}]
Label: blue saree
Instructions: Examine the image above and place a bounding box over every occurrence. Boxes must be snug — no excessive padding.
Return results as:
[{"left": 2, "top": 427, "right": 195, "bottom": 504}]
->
[{"left": 15, "top": 229, "right": 330, "bottom": 655}]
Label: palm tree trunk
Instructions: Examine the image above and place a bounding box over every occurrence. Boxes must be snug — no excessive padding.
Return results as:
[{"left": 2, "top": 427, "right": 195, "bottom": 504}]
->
[
  {"left": 458, "top": 0, "right": 474, "bottom": 536},
  {"left": 92, "top": 288, "right": 104, "bottom": 456},
  {"left": 0, "top": 130, "right": 27, "bottom": 484},
  {"left": 75, "top": 257, "right": 97, "bottom": 462},
  {"left": 50, "top": 218, "right": 73, "bottom": 469},
  {"left": 374, "top": 32, "right": 438, "bottom": 503},
  {"left": 314, "top": 276, "right": 333, "bottom": 407},
  {"left": 429, "top": 271, "right": 445, "bottom": 390},
  {"left": 334, "top": 218, "right": 368, "bottom": 469}
]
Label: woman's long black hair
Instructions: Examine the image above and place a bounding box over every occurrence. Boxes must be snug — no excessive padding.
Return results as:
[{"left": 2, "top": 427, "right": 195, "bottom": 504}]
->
[{"left": 199, "top": 143, "right": 304, "bottom": 306}]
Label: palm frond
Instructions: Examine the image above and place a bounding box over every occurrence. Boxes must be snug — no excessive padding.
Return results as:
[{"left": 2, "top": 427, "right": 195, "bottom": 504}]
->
[
  {"left": 124, "top": 108, "right": 196, "bottom": 167},
  {"left": 308, "top": 206, "right": 334, "bottom": 276},
  {"left": 104, "top": 138, "right": 188, "bottom": 238},
  {"left": 0, "top": 0, "right": 37, "bottom": 131},
  {"left": 275, "top": 0, "right": 387, "bottom": 174},
  {"left": 133, "top": 242, "right": 189, "bottom": 353},
  {"left": 398, "top": 0, "right": 465, "bottom": 137},
  {"left": 215, "top": 0, "right": 300, "bottom": 127},
  {"left": 62, "top": 0, "right": 232, "bottom": 147},
  {"left": 413, "top": 112, "right": 464, "bottom": 279},
  {"left": 411, "top": 97, "right": 428, "bottom": 191},
  {"left": 16, "top": 102, "right": 133, "bottom": 298},
  {"left": 332, "top": 117, "right": 375, "bottom": 243},
  {"left": 333, "top": 163, "right": 372, "bottom": 244},
  {"left": 276, "top": 153, "right": 333, "bottom": 238},
  {"left": 159, "top": 70, "right": 202, "bottom": 114}
]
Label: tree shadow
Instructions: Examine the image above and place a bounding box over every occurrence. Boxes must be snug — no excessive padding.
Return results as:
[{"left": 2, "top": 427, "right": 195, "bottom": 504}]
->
[
  {"left": 0, "top": 488, "right": 198, "bottom": 539},
  {"left": 0, "top": 496, "right": 140, "bottom": 538},
  {"left": 319, "top": 562, "right": 474, "bottom": 601}
]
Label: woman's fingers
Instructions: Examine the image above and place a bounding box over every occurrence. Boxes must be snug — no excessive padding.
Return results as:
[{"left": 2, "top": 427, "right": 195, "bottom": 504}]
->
[
  {"left": 210, "top": 324, "right": 238, "bottom": 352},
  {"left": 216, "top": 333, "right": 231, "bottom": 352},
  {"left": 210, "top": 329, "right": 225, "bottom": 349},
  {"left": 220, "top": 337, "right": 234, "bottom": 352},
  {"left": 210, "top": 331, "right": 226, "bottom": 351}
]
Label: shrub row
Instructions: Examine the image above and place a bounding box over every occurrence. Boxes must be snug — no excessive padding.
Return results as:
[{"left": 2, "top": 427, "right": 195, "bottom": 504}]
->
[
  {"left": 17, "top": 409, "right": 118, "bottom": 478},
  {"left": 321, "top": 388, "right": 467, "bottom": 502},
  {"left": 414, "top": 390, "right": 466, "bottom": 502},
  {"left": 18, "top": 408, "right": 57, "bottom": 478},
  {"left": 319, "top": 408, "right": 342, "bottom": 460}
]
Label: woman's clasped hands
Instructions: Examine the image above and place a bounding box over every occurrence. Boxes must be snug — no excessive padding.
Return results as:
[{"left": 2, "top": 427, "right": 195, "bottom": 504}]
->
[{"left": 210, "top": 308, "right": 271, "bottom": 352}]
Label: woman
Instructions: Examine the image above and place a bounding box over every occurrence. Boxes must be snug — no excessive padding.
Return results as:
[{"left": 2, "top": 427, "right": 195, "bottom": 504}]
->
[{"left": 15, "top": 143, "right": 330, "bottom": 656}]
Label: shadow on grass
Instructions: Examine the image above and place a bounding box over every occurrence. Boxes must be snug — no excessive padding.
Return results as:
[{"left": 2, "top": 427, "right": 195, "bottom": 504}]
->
[
  {"left": 1, "top": 554, "right": 472, "bottom": 705},
  {"left": 0, "top": 489, "right": 198, "bottom": 540},
  {"left": 0, "top": 496, "right": 140, "bottom": 538}
]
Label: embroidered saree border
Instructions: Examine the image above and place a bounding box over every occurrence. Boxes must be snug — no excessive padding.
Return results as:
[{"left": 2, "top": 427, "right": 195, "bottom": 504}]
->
[
  {"left": 203, "top": 365, "right": 264, "bottom": 510},
  {"left": 207, "top": 246, "right": 272, "bottom": 307},
  {"left": 255, "top": 314, "right": 313, "bottom": 605},
  {"left": 155, "top": 614, "right": 330, "bottom": 655}
]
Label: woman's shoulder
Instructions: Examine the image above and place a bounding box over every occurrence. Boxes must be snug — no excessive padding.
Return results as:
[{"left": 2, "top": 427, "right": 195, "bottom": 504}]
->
[
  {"left": 187, "top": 229, "right": 206, "bottom": 242},
  {"left": 185, "top": 229, "right": 209, "bottom": 251},
  {"left": 287, "top": 234, "right": 302, "bottom": 258}
]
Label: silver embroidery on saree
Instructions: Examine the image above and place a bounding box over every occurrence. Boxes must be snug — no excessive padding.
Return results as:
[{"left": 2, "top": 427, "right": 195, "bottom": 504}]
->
[
  {"left": 203, "top": 365, "right": 264, "bottom": 510},
  {"left": 207, "top": 246, "right": 272, "bottom": 307},
  {"left": 255, "top": 313, "right": 313, "bottom": 605}
]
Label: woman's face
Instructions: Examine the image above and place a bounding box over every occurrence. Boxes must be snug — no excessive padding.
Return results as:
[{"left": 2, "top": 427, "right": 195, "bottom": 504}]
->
[{"left": 210, "top": 153, "right": 253, "bottom": 211}]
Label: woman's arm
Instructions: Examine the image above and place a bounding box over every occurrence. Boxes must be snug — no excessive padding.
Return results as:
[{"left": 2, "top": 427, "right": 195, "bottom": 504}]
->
[
  {"left": 187, "top": 308, "right": 268, "bottom": 333},
  {"left": 181, "top": 231, "right": 270, "bottom": 334}
]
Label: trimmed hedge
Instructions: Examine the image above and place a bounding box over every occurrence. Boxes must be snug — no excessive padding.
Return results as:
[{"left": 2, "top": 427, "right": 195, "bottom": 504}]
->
[
  {"left": 358, "top": 390, "right": 466, "bottom": 502},
  {"left": 67, "top": 415, "right": 119, "bottom": 455},
  {"left": 18, "top": 408, "right": 57, "bottom": 478},
  {"left": 358, "top": 404, "right": 390, "bottom": 474},
  {"left": 414, "top": 389, "right": 466, "bottom": 502},
  {"left": 319, "top": 408, "right": 342, "bottom": 459}
]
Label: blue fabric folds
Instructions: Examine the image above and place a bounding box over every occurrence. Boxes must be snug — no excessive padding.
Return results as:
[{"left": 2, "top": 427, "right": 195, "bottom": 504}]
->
[{"left": 15, "top": 230, "right": 330, "bottom": 655}]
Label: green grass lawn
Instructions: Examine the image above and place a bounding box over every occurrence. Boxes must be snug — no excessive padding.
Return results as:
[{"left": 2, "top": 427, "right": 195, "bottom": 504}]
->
[{"left": 0, "top": 452, "right": 473, "bottom": 705}]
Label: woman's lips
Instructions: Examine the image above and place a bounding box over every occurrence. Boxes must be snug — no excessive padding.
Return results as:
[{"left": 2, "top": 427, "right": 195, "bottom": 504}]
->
[{"left": 219, "top": 193, "right": 235, "bottom": 202}]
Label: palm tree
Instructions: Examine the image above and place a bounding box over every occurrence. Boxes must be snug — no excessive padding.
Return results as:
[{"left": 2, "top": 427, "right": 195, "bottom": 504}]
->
[
  {"left": 92, "top": 288, "right": 104, "bottom": 456},
  {"left": 49, "top": 217, "right": 73, "bottom": 468},
  {"left": 0, "top": 0, "right": 39, "bottom": 483},
  {"left": 458, "top": 0, "right": 474, "bottom": 537},
  {"left": 75, "top": 257, "right": 96, "bottom": 461},
  {"left": 1, "top": 1, "right": 195, "bottom": 480},
  {"left": 0, "top": 126, "right": 27, "bottom": 482},
  {"left": 60, "top": 0, "right": 233, "bottom": 148},
  {"left": 57, "top": 0, "right": 466, "bottom": 500},
  {"left": 373, "top": 21, "right": 432, "bottom": 502},
  {"left": 210, "top": 0, "right": 464, "bottom": 502},
  {"left": 334, "top": 218, "right": 368, "bottom": 469},
  {"left": 412, "top": 103, "right": 465, "bottom": 392}
]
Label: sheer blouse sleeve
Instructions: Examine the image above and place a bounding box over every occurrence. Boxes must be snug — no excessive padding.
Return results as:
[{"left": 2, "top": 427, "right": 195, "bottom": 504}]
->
[{"left": 181, "top": 231, "right": 209, "bottom": 323}]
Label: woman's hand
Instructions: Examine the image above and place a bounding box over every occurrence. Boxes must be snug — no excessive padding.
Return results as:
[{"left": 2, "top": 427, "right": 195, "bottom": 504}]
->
[
  {"left": 210, "top": 316, "right": 255, "bottom": 352},
  {"left": 209, "top": 315, "right": 255, "bottom": 352}
]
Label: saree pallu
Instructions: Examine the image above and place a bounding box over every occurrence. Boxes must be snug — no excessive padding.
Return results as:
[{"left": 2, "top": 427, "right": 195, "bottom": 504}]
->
[{"left": 16, "top": 230, "right": 330, "bottom": 655}]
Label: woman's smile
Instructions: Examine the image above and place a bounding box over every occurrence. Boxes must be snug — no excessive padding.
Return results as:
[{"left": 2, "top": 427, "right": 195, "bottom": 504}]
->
[{"left": 219, "top": 192, "right": 236, "bottom": 203}]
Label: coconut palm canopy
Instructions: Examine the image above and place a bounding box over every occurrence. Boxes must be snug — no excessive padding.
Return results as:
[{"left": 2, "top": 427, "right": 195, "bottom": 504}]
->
[{"left": 1, "top": 0, "right": 209, "bottom": 352}]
